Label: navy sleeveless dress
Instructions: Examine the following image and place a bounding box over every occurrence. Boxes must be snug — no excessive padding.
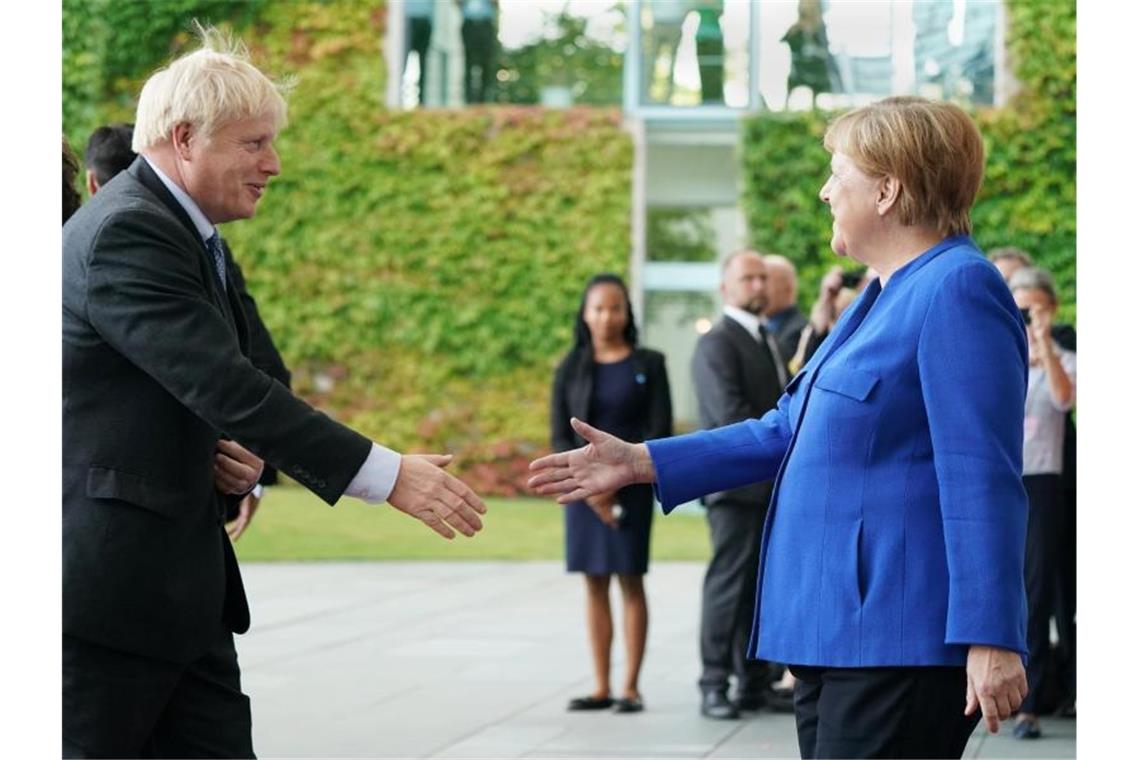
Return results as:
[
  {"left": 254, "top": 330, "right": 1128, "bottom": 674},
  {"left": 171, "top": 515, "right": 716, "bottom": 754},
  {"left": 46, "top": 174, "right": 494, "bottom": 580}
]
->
[{"left": 564, "top": 356, "right": 654, "bottom": 575}]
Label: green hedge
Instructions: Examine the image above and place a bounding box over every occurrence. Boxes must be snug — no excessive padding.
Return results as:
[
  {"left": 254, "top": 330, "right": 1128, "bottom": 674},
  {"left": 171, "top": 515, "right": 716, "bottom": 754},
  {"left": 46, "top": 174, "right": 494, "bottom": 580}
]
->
[
  {"left": 63, "top": 1, "right": 633, "bottom": 494},
  {"left": 739, "top": 0, "right": 1076, "bottom": 325}
]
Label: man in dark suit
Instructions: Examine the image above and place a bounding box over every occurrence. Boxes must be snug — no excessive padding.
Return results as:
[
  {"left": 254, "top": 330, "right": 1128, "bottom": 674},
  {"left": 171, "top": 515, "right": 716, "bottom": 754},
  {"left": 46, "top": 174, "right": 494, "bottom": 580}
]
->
[
  {"left": 62, "top": 31, "right": 487, "bottom": 758},
  {"left": 692, "top": 250, "right": 787, "bottom": 720},
  {"left": 762, "top": 254, "right": 808, "bottom": 371},
  {"left": 84, "top": 122, "right": 289, "bottom": 540}
]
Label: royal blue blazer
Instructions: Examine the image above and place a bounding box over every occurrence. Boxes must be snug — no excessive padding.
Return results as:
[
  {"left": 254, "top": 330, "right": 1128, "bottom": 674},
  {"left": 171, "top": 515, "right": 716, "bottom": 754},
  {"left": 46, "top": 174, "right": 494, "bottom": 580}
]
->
[{"left": 648, "top": 236, "right": 1029, "bottom": 667}]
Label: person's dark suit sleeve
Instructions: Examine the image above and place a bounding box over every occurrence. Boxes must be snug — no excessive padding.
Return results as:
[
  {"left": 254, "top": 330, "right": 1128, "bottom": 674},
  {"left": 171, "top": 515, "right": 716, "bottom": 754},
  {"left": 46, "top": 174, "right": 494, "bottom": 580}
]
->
[
  {"left": 85, "top": 210, "right": 371, "bottom": 505},
  {"left": 691, "top": 333, "right": 752, "bottom": 426},
  {"left": 550, "top": 356, "right": 576, "bottom": 452},
  {"left": 226, "top": 246, "right": 291, "bottom": 487},
  {"left": 645, "top": 351, "right": 673, "bottom": 440}
]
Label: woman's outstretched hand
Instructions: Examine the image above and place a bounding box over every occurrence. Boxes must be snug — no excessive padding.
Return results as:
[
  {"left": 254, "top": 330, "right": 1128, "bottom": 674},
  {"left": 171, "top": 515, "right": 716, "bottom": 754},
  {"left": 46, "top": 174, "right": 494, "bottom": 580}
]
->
[{"left": 528, "top": 418, "right": 656, "bottom": 502}]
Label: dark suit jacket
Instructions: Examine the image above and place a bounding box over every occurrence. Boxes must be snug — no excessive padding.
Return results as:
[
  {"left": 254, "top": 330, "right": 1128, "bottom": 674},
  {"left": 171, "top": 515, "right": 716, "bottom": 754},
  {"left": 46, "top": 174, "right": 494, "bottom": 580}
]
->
[
  {"left": 224, "top": 243, "right": 291, "bottom": 489},
  {"left": 769, "top": 305, "right": 809, "bottom": 370},
  {"left": 62, "top": 158, "right": 371, "bottom": 663},
  {"left": 550, "top": 346, "right": 673, "bottom": 509},
  {"left": 691, "top": 317, "right": 784, "bottom": 507}
]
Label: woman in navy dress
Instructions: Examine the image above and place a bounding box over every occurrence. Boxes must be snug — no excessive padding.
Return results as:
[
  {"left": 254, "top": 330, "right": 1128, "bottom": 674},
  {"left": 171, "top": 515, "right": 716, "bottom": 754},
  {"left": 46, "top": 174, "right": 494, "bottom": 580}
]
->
[{"left": 550, "top": 274, "right": 672, "bottom": 714}]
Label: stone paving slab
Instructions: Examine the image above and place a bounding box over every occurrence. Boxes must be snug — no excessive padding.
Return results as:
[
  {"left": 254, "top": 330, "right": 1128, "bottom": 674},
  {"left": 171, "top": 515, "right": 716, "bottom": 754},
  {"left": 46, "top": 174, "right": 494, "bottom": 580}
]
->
[{"left": 236, "top": 562, "right": 1075, "bottom": 758}]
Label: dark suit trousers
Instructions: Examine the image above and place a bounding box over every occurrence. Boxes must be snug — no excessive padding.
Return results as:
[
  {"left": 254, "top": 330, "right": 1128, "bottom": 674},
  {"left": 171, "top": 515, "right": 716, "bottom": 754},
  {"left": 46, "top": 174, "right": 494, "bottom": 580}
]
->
[
  {"left": 63, "top": 623, "right": 253, "bottom": 758},
  {"left": 790, "top": 665, "right": 979, "bottom": 758},
  {"left": 699, "top": 500, "right": 768, "bottom": 695}
]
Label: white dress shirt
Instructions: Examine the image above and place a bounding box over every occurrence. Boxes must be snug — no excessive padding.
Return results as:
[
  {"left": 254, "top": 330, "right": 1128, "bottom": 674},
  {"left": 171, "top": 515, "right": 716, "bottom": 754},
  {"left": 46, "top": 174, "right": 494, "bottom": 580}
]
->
[{"left": 722, "top": 305, "right": 788, "bottom": 385}]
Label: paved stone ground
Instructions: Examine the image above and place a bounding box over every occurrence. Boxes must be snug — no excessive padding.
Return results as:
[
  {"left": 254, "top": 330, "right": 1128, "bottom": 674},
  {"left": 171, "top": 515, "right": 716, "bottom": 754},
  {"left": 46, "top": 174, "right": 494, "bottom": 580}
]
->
[{"left": 236, "top": 562, "right": 1075, "bottom": 758}]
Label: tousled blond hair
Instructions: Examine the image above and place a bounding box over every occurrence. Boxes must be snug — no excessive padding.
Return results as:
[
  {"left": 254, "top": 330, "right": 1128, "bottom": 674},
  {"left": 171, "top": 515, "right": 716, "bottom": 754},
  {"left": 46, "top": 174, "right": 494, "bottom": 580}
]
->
[
  {"left": 133, "top": 23, "right": 290, "bottom": 152},
  {"left": 823, "top": 96, "right": 984, "bottom": 236}
]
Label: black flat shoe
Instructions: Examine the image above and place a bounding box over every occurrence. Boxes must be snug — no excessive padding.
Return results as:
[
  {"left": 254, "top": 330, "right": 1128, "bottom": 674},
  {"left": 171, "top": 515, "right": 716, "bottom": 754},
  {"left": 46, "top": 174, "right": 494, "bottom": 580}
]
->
[
  {"left": 567, "top": 695, "right": 614, "bottom": 711},
  {"left": 613, "top": 696, "right": 644, "bottom": 713}
]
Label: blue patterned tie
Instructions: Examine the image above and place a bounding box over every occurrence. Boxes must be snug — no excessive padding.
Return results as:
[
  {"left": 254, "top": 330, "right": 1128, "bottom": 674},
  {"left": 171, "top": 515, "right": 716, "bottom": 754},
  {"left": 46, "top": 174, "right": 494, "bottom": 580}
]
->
[{"left": 205, "top": 233, "right": 227, "bottom": 290}]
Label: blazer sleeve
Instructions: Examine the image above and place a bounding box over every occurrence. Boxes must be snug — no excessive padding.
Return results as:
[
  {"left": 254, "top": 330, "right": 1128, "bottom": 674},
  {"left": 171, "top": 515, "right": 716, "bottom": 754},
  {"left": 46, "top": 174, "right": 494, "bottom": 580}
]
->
[
  {"left": 647, "top": 391, "right": 794, "bottom": 513},
  {"left": 85, "top": 210, "right": 371, "bottom": 505},
  {"left": 917, "top": 260, "right": 1029, "bottom": 656},
  {"left": 550, "top": 355, "right": 577, "bottom": 453},
  {"left": 227, "top": 247, "right": 292, "bottom": 487},
  {"left": 691, "top": 332, "right": 753, "bottom": 427},
  {"left": 644, "top": 351, "right": 673, "bottom": 441}
]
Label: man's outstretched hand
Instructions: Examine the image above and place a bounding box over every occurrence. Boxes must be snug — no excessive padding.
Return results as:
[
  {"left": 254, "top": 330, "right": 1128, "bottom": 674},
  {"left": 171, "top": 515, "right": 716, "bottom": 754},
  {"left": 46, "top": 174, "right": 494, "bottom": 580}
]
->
[
  {"left": 387, "top": 454, "right": 488, "bottom": 539},
  {"left": 527, "top": 418, "right": 655, "bottom": 502}
]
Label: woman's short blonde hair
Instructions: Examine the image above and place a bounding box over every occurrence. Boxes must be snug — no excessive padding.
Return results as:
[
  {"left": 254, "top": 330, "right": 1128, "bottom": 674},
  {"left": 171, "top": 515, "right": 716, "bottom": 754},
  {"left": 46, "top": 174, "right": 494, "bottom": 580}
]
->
[
  {"left": 133, "top": 24, "right": 290, "bottom": 152},
  {"left": 823, "top": 96, "right": 984, "bottom": 236}
]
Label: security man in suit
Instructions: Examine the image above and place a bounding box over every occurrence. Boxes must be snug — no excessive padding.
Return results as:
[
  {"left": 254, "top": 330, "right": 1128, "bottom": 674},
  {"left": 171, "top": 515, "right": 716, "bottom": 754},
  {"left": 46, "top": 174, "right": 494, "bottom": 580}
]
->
[
  {"left": 62, "top": 28, "right": 487, "bottom": 757},
  {"left": 692, "top": 250, "right": 788, "bottom": 719}
]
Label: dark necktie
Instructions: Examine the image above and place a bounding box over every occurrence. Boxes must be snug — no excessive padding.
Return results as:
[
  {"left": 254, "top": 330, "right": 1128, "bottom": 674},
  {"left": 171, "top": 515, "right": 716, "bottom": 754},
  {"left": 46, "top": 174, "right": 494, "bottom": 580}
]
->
[
  {"left": 758, "top": 324, "right": 789, "bottom": 386},
  {"left": 205, "top": 233, "right": 227, "bottom": 290}
]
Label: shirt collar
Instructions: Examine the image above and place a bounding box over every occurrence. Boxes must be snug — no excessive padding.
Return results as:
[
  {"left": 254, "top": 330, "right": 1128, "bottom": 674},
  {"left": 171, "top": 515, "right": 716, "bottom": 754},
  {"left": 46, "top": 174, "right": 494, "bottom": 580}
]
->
[
  {"left": 723, "top": 305, "right": 764, "bottom": 338},
  {"left": 143, "top": 156, "right": 217, "bottom": 244}
]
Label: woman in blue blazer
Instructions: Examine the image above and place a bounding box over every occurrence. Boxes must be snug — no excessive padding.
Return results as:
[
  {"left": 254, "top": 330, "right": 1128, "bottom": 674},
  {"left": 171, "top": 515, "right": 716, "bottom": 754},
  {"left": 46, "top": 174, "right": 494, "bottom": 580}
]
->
[{"left": 531, "top": 97, "right": 1029, "bottom": 759}]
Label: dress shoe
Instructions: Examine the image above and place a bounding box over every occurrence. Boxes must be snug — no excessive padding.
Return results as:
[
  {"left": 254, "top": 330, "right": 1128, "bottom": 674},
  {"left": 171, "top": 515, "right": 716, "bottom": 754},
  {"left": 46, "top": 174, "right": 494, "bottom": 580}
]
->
[
  {"left": 567, "top": 695, "right": 614, "bottom": 711},
  {"left": 1013, "top": 718, "right": 1042, "bottom": 739},
  {"left": 701, "top": 690, "right": 740, "bottom": 720},
  {"left": 733, "top": 692, "right": 767, "bottom": 712}
]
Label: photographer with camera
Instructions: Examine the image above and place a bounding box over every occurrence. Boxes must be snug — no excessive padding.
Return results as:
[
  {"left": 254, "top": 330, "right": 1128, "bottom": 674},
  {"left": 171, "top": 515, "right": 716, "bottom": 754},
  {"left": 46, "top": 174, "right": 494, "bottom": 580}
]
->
[
  {"left": 787, "top": 265, "right": 873, "bottom": 373},
  {"left": 1008, "top": 266, "right": 1076, "bottom": 740}
]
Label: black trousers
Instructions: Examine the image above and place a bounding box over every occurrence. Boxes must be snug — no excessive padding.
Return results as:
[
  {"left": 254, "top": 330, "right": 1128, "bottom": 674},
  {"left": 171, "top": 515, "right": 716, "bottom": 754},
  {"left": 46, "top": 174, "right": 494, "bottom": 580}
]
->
[
  {"left": 63, "top": 624, "right": 253, "bottom": 758},
  {"left": 699, "top": 500, "right": 768, "bottom": 696},
  {"left": 1022, "top": 473, "right": 1064, "bottom": 714},
  {"left": 406, "top": 17, "right": 432, "bottom": 101},
  {"left": 461, "top": 19, "right": 496, "bottom": 103},
  {"left": 790, "top": 665, "right": 979, "bottom": 758}
]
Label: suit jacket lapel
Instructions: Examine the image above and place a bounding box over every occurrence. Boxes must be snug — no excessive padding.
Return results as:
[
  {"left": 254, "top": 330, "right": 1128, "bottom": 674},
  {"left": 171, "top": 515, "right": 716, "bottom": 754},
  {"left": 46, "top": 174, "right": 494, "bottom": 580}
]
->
[{"left": 130, "top": 158, "right": 239, "bottom": 332}]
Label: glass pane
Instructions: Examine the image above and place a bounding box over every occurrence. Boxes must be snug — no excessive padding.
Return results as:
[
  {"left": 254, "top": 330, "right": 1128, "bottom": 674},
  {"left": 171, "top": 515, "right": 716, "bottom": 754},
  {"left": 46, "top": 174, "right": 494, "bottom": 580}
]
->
[
  {"left": 647, "top": 207, "right": 719, "bottom": 262},
  {"left": 642, "top": 290, "right": 719, "bottom": 431},
  {"left": 640, "top": 0, "right": 750, "bottom": 107},
  {"left": 400, "top": 0, "right": 627, "bottom": 107},
  {"left": 756, "top": 0, "right": 999, "bottom": 111}
]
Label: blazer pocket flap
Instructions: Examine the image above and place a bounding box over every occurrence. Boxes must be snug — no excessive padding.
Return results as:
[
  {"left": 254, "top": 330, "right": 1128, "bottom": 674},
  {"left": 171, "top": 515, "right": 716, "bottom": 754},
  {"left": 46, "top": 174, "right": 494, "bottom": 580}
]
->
[
  {"left": 86, "top": 467, "right": 183, "bottom": 519},
  {"left": 814, "top": 366, "right": 880, "bottom": 402}
]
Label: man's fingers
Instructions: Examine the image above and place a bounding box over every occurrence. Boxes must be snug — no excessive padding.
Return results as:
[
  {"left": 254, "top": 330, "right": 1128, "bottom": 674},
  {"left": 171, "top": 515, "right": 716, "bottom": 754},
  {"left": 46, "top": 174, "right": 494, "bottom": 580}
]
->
[
  {"left": 1017, "top": 671, "right": 1028, "bottom": 700},
  {"left": 418, "top": 509, "right": 456, "bottom": 540},
  {"left": 216, "top": 439, "right": 253, "bottom": 459},
  {"left": 420, "top": 453, "right": 453, "bottom": 468},
  {"left": 530, "top": 475, "right": 579, "bottom": 496},
  {"left": 215, "top": 453, "right": 257, "bottom": 481},
  {"left": 435, "top": 491, "right": 482, "bottom": 536},
  {"left": 994, "top": 693, "right": 1013, "bottom": 722},
  {"left": 442, "top": 473, "right": 488, "bottom": 515}
]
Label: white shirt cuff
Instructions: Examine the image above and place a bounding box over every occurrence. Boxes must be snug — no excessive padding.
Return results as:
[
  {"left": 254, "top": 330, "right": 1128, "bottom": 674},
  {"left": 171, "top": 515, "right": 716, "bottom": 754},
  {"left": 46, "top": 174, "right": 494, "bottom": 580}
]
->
[
  {"left": 251, "top": 484, "right": 264, "bottom": 499},
  {"left": 343, "top": 443, "right": 402, "bottom": 504}
]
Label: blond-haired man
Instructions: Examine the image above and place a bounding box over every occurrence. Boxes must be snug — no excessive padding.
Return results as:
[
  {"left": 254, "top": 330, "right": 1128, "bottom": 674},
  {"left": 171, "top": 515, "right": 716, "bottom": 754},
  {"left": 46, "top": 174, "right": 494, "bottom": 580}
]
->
[{"left": 62, "top": 29, "right": 487, "bottom": 757}]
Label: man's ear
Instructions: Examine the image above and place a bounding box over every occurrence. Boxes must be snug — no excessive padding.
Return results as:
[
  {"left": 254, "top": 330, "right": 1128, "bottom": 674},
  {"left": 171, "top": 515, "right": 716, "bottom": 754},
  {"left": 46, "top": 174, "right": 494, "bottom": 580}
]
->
[
  {"left": 877, "top": 175, "right": 901, "bottom": 217},
  {"left": 85, "top": 170, "right": 99, "bottom": 197},
  {"left": 171, "top": 122, "right": 195, "bottom": 161}
]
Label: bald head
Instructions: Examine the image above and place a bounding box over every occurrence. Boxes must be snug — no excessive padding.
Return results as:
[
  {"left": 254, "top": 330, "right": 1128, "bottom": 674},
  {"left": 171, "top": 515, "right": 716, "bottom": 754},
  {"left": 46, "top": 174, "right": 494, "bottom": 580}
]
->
[
  {"left": 764, "top": 255, "right": 798, "bottom": 315},
  {"left": 721, "top": 250, "right": 769, "bottom": 315}
]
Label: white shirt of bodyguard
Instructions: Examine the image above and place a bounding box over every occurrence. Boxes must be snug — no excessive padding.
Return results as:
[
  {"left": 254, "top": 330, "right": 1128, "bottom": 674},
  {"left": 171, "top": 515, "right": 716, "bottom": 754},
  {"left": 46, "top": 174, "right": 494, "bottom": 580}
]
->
[
  {"left": 145, "top": 157, "right": 402, "bottom": 503},
  {"left": 722, "top": 304, "right": 789, "bottom": 386}
]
